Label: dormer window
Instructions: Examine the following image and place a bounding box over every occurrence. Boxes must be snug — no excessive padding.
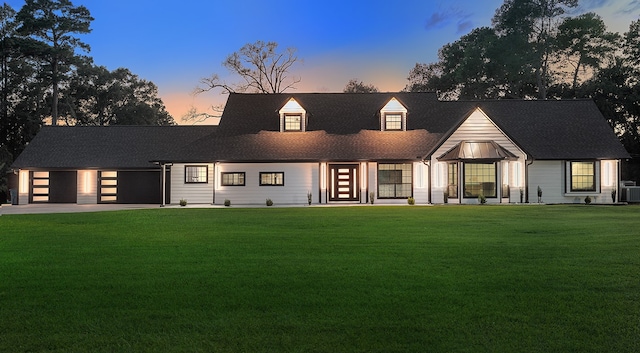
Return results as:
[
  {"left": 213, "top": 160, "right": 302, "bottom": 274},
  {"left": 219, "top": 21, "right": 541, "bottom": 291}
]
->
[
  {"left": 384, "top": 113, "right": 403, "bottom": 130},
  {"left": 279, "top": 98, "right": 306, "bottom": 132},
  {"left": 380, "top": 97, "right": 408, "bottom": 131},
  {"left": 284, "top": 114, "right": 302, "bottom": 131}
]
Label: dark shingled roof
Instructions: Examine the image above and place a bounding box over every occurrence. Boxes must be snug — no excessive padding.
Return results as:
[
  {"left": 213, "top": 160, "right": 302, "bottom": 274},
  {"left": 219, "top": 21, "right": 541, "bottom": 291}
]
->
[
  {"left": 473, "top": 100, "right": 630, "bottom": 159},
  {"left": 182, "top": 130, "right": 442, "bottom": 162},
  {"left": 12, "top": 93, "right": 629, "bottom": 169},
  {"left": 202, "top": 93, "right": 629, "bottom": 161},
  {"left": 12, "top": 125, "right": 217, "bottom": 169}
]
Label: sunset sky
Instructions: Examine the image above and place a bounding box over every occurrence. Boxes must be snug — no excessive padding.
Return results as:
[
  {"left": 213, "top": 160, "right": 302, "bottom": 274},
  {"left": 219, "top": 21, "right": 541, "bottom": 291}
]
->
[{"left": 5, "top": 0, "right": 640, "bottom": 123}]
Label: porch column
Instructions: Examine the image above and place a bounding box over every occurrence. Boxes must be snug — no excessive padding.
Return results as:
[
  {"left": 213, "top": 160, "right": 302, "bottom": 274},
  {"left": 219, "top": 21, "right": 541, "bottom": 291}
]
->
[{"left": 161, "top": 163, "right": 166, "bottom": 207}]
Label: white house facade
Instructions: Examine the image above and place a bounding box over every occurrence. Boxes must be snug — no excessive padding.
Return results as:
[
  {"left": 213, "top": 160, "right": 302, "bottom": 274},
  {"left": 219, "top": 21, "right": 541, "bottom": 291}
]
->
[{"left": 11, "top": 92, "right": 629, "bottom": 206}]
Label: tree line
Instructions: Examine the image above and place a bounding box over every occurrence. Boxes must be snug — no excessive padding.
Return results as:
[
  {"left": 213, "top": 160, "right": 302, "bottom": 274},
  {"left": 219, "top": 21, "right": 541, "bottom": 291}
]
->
[
  {"left": 403, "top": 0, "right": 640, "bottom": 179},
  {"left": 2, "top": 0, "right": 640, "bottom": 200},
  {"left": 0, "top": 0, "right": 174, "bottom": 199}
]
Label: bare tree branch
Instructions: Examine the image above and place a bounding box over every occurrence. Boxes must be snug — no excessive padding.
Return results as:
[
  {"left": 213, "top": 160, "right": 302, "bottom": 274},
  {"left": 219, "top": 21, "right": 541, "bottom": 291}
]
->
[
  {"left": 180, "top": 105, "right": 223, "bottom": 124},
  {"left": 214, "top": 40, "right": 301, "bottom": 94}
]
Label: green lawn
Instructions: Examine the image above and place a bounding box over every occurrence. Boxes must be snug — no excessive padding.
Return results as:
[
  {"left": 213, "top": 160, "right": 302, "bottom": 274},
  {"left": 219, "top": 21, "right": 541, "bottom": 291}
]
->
[{"left": 1, "top": 205, "right": 639, "bottom": 352}]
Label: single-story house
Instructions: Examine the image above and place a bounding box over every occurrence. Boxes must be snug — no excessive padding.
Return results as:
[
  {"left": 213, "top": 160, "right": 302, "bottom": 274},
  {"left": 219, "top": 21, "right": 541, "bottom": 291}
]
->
[{"left": 11, "top": 92, "right": 630, "bottom": 205}]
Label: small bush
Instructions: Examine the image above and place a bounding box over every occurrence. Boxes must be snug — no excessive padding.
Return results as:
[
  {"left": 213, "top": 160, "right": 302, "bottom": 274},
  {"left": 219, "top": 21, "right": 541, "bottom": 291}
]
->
[
  {"left": 585, "top": 195, "right": 592, "bottom": 204},
  {"left": 179, "top": 199, "right": 187, "bottom": 206},
  {"left": 224, "top": 199, "right": 231, "bottom": 207},
  {"left": 478, "top": 195, "right": 487, "bottom": 204},
  {"left": 369, "top": 192, "right": 375, "bottom": 204},
  {"left": 266, "top": 198, "right": 273, "bottom": 206},
  {"left": 407, "top": 197, "right": 415, "bottom": 205}
]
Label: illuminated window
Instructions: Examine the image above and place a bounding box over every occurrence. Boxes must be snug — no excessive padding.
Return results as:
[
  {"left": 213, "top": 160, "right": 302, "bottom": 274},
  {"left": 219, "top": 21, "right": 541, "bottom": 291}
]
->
[
  {"left": 30, "top": 171, "right": 49, "bottom": 203},
  {"left": 570, "top": 161, "right": 596, "bottom": 192},
  {"left": 99, "top": 171, "right": 117, "bottom": 203},
  {"left": 284, "top": 114, "right": 302, "bottom": 131},
  {"left": 378, "top": 163, "right": 412, "bottom": 198},
  {"left": 384, "top": 113, "right": 403, "bottom": 130},
  {"left": 464, "top": 163, "right": 496, "bottom": 198},
  {"left": 260, "top": 172, "right": 284, "bottom": 186},
  {"left": 447, "top": 163, "right": 458, "bottom": 198},
  {"left": 221, "top": 172, "right": 245, "bottom": 186},
  {"left": 185, "top": 165, "right": 208, "bottom": 183}
]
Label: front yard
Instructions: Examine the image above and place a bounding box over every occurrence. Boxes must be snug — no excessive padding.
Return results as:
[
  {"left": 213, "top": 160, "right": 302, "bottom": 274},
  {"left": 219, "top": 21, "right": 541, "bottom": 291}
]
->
[{"left": 1, "top": 205, "right": 638, "bottom": 352}]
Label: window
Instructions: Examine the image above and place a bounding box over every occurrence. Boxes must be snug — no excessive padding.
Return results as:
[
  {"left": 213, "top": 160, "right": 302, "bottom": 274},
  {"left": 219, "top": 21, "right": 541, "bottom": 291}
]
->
[
  {"left": 185, "top": 165, "right": 208, "bottom": 183},
  {"left": 284, "top": 114, "right": 302, "bottom": 131},
  {"left": 378, "top": 163, "right": 412, "bottom": 198},
  {"left": 31, "top": 171, "right": 50, "bottom": 203},
  {"left": 447, "top": 163, "right": 458, "bottom": 198},
  {"left": 570, "top": 161, "right": 596, "bottom": 192},
  {"left": 260, "top": 172, "right": 284, "bottom": 186},
  {"left": 464, "top": 163, "right": 496, "bottom": 198},
  {"left": 384, "top": 113, "right": 403, "bottom": 130},
  {"left": 221, "top": 172, "right": 245, "bottom": 186},
  {"left": 99, "top": 171, "right": 117, "bottom": 203}
]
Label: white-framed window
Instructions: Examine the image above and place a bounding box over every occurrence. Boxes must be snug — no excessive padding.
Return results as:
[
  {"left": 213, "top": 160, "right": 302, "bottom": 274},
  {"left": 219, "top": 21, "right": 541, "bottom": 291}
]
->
[{"left": 185, "top": 165, "right": 208, "bottom": 184}]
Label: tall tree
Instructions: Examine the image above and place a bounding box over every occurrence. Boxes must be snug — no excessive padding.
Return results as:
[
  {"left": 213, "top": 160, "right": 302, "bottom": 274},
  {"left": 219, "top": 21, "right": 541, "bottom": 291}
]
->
[
  {"left": 61, "top": 62, "right": 174, "bottom": 126},
  {"left": 492, "top": 0, "right": 578, "bottom": 98},
  {"left": 555, "top": 12, "right": 620, "bottom": 95},
  {"left": 0, "top": 3, "right": 47, "bottom": 200},
  {"left": 16, "top": 0, "right": 93, "bottom": 126},
  {"left": 343, "top": 79, "right": 379, "bottom": 93},
  {"left": 623, "top": 20, "right": 640, "bottom": 70}
]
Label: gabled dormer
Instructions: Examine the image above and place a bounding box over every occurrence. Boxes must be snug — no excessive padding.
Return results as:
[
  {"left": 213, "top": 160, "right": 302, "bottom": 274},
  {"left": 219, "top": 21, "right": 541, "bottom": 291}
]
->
[
  {"left": 279, "top": 98, "right": 307, "bottom": 132},
  {"left": 380, "top": 97, "right": 408, "bottom": 131}
]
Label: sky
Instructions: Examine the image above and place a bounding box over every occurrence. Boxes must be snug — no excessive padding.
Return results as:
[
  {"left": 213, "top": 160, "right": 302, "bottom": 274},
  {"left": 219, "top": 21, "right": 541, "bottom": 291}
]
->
[{"left": 5, "top": 0, "right": 640, "bottom": 124}]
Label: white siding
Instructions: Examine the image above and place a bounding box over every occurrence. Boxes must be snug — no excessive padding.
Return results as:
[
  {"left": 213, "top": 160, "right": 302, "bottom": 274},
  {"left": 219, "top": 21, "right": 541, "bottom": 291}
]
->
[
  {"left": 77, "top": 170, "right": 97, "bottom": 204},
  {"left": 528, "top": 161, "right": 564, "bottom": 203},
  {"left": 215, "top": 163, "right": 317, "bottom": 205},
  {"left": 529, "top": 160, "right": 617, "bottom": 204},
  {"left": 429, "top": 108, "right": 527, "bottom": 204},
  {"left": 170, "top": 164, "right": 214, "bottom": 204}
]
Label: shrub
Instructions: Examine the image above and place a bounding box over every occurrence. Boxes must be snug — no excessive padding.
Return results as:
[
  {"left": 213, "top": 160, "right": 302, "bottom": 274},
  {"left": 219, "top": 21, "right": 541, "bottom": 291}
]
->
[
  {"left": 179, "top": 199, "right": 187, "bottom": 207},
  {"left": 224, "top": 199, "right": 231, "bottom": 207},
  {"left": 478, "top": 194, "right": 487, "bottom": 204},
  {"left": 585, "top": 195, "right": 592, "bottom": 204},
  {"left": 407, "top": 197, "right": 415, "bottom": 205},
  {"left": 369, "top": 192, "right": 375, "bottom": 204},
  {"left": 266, "top": 198, "right": 273, "bottom": 206},
  {"left": 307, "top": 191, "right": 312, "bottom": 205}
]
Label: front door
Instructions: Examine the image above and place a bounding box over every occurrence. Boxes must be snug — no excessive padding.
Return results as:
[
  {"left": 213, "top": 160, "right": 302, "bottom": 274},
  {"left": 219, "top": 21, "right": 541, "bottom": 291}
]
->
[{"left": 329, "top": 164, "right": 359, "bottom": 201}]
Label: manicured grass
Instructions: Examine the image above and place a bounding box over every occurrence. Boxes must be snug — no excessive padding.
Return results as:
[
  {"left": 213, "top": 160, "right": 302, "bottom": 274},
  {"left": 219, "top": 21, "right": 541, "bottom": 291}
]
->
[{"left": 1, "top": 205, "right": 639, "bottom": 352}]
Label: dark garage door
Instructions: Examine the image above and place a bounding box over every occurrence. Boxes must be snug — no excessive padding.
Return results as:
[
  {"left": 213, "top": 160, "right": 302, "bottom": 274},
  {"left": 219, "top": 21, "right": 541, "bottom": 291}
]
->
[
  {"left": 48, "top": 171, "right": 77, "bottom": 203},
  {"left": 116, "top": 171, "right": 170, "bottom": 204}
]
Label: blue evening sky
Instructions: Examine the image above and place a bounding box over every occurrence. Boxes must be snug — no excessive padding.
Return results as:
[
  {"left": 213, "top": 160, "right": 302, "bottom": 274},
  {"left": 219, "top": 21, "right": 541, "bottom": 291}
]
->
[{"left": 4, "top": 0, "right": 639, "bottom": 122}]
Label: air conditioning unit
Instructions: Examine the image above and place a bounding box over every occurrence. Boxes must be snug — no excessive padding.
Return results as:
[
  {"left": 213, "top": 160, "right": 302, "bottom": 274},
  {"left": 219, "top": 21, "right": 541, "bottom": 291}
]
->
[{"left": 621, "top": 186, "right": 640, "bottom": 202}]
